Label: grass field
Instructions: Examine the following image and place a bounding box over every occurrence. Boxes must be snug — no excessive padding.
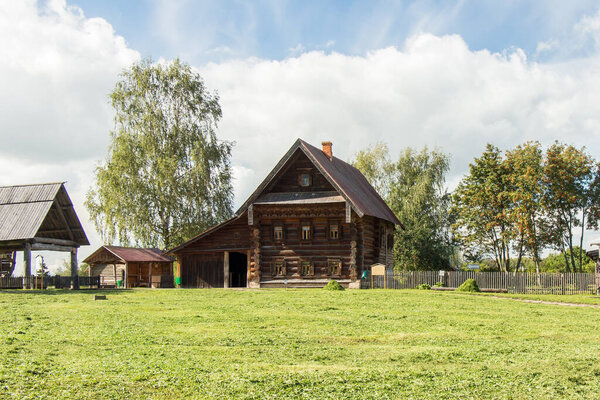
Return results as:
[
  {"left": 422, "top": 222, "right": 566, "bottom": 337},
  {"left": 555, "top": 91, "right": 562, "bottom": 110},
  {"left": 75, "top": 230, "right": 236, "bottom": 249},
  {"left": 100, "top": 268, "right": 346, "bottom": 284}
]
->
[{"left": 1, "top": 289, "right": 600, "bottom": 399}]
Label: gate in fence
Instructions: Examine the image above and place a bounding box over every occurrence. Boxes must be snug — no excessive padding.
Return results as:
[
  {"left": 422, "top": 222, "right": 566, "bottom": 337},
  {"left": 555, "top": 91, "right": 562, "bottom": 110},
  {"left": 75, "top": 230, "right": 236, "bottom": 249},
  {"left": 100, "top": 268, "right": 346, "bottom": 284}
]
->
[{"left": 362, "top": 271, "right": 597, "bottom": 295}]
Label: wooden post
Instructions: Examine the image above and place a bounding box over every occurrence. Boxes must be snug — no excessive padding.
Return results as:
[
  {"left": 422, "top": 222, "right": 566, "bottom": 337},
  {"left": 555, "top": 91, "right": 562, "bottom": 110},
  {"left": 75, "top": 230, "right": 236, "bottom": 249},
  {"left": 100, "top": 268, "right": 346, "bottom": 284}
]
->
[
  {"left": 224, "top": 251, "right": 230, "bottom": 288},
  {"left": 148, "top": 262, "right": 152, "bottom": 288},
  {"left": 23, "top": 242, "right": 31, "bottom": 289},
  {"left": 70, "top": 247, "right": 79, "bottom": 290},
  {"left": 113, "top": 263, "right": 117, "bottom": 288},
  {"left": 596, "top": 260, "right": 600, "bottom": 296},
  {"left": 250, "top": 224, "right": 261, "bottom": 288},
  {"left": 176, "top": 255, "right": 181, "bottom": 288},
  {"left": 247, "top": 250, "right": 251, "bottom": 288},
  {"left": 124, "top": 262, "right": 128, "bottom": 288}
]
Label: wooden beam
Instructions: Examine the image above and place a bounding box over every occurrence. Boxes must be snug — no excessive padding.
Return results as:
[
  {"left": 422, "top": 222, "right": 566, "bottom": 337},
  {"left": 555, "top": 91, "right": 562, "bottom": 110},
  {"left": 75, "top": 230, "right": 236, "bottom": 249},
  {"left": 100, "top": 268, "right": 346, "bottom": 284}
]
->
[
  {"left": 31, "top": 243, "right": 73, "bottom": 252},
  {"left": 23, "top": 242, "right": 31, "bottom": 289},
  {"left": 345, "top": 202, "right": 352, "bottom": 223},
  {"left": 52, "top": 198, "right": 74, "bottom": 241},
  {"left": 33, "top": 237, "right": 79, "bottom": 247},
  {"left": 224, "top": 251, "right": 230, "bottom": 288},
  {"left": 71, "top": 247, "right": 79, "bottom": 290}
]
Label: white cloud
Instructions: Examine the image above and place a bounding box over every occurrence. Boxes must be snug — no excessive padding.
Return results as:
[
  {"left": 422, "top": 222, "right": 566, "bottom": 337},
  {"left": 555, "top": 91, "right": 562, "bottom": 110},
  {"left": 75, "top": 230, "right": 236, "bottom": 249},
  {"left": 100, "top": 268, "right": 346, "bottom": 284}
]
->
[
  {"left": 202, "top": 33, "right": 600, "bottom": 204},
  {"left": 0, "top": 0, "right": 139, "bottom": 270}
]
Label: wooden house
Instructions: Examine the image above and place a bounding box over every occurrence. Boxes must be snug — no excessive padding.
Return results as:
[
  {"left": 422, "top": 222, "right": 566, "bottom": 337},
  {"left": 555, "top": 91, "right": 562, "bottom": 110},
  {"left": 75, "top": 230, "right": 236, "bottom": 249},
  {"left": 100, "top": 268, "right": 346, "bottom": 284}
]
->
[
  {"left": 83, "top": 246, "right": 174, "bottom": 288},
  {"left": 168, "top": 139, "right": 402, "bottom": 288}
]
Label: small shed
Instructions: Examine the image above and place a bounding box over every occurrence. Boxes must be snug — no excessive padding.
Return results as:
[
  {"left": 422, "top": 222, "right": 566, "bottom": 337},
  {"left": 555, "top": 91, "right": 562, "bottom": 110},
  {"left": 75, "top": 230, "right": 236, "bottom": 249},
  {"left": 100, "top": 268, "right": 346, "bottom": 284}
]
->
[
  {"left": 83, "top": 246, "right": 174, "bottom": 288},
  {"left": 0, "top": 182, "right": 89, "bottom": 288}
]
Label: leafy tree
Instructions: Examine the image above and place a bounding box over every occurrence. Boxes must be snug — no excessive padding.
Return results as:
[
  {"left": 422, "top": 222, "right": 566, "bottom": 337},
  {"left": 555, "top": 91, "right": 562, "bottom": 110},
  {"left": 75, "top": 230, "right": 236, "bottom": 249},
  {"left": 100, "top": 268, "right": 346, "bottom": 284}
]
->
[
  {"left": 504, "top": 142, "right": 548, "bottom": 273},
  {"left": 352, "top": 143, "right": 394, "bottom": 202},
  {"left": 542, "top": 248, "right": 595, "bottom": 273},
  {"left": 543, "top": 143, "right": 600, "bottom": 272},
  {"left": 86, "top": 59, "right": 233, "bottom": 250},
  {"left": 451, "top": 145, "right": 514, "bottom": 271},
  {"left": 352, "top": 145, "right": 454, "bottom": 270}
]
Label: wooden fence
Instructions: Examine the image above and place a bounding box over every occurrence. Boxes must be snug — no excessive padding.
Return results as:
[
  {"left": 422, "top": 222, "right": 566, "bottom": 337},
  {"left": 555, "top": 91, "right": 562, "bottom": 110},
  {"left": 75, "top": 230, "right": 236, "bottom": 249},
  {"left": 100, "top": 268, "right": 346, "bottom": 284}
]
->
[
  {"left": 0, "top": 276, "right": 101, "bottom": 289},
  {"left": 362, "top": 271, "right": 598, "bottom": 295}
]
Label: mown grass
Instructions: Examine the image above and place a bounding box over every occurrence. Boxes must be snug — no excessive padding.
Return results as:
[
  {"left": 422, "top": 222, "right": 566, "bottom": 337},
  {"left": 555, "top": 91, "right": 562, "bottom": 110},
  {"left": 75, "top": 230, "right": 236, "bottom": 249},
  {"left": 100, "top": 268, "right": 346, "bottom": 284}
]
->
[
  {"left": 1, "top": 288, "right": 600, "bottom": 399},
  {"left": 475, "top": 292, "right": 600, "bottom": 306}
]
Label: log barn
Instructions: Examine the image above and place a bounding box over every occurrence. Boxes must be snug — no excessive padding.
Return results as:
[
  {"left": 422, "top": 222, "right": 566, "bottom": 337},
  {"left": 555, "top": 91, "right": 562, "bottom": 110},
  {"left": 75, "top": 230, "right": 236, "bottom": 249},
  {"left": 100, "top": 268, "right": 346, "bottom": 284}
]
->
[
  {"left": 83, "top": 246, "right": 174, "bottom": 288},
  {"left": 168, "top": 139, "right": 402, "bottom": 288}
]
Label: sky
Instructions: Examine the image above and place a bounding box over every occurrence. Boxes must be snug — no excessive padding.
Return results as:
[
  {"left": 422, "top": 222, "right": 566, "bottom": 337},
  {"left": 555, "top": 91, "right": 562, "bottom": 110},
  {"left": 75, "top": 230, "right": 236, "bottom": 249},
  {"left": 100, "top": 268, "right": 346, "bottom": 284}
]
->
[{"left": 2, "top": 0, "right": 600, "bottom": 273}]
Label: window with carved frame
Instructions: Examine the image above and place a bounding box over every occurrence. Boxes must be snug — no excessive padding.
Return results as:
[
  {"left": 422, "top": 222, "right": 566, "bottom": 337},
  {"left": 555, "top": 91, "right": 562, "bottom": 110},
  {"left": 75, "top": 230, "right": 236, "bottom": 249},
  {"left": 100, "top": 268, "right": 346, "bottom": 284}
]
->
[
  {"left": 272, "top": 261, "right": 286, "bottom": 277},
  {"left": 274, "top": 225, "right": 284, "bottom": 241},
  {"left": 328, "top": 259, "right": 342, "bottom": 276},
  {"left": 300, "top": 260, "right": 314, "bottom": 276},
  {"left": 328, "top": 222, "right": 340, "bottom": 240},
  {"left": 301, "top": 223, "right": 312, "bottom": 241}
]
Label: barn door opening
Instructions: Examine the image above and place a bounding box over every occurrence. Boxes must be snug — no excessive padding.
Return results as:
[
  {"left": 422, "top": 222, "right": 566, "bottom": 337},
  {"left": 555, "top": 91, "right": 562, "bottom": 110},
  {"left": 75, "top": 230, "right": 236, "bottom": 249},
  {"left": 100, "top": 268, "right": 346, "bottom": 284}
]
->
[{"left": 229, "top": 252, "right": 247, "bottom": 287}]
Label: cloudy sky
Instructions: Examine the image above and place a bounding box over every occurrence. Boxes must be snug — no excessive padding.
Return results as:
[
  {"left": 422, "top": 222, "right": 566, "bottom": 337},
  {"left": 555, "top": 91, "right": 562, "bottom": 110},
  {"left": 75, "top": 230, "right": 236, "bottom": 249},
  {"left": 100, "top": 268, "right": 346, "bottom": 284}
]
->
[{"left": 2, "top": 0, "right": 600, "bottom": 272}]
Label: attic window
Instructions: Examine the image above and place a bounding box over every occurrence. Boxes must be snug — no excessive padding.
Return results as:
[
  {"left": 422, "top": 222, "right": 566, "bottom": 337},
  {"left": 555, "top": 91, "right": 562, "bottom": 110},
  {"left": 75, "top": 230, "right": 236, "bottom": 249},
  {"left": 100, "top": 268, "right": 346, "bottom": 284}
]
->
[{"left": 299, "top": 174, "right": 311, "bottom": 187}]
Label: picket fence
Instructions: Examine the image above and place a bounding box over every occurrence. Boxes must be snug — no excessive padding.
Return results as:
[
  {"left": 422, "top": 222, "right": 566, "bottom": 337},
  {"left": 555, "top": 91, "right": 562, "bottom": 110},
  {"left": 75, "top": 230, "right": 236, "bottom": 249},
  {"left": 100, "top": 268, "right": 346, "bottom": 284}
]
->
[
  {"left": 362, "top": 270, "right": 598, "bottom": 295},
  {"left": 0, "top": 276, "right": 100, "bottom": 289}
]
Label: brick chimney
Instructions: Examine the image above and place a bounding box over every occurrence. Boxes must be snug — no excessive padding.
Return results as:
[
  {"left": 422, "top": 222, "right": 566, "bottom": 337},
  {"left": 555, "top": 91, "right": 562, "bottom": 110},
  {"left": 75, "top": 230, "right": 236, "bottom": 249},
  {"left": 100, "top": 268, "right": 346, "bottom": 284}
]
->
[{"left": 321, "top": 141, "right": 333, "bottom": 160}]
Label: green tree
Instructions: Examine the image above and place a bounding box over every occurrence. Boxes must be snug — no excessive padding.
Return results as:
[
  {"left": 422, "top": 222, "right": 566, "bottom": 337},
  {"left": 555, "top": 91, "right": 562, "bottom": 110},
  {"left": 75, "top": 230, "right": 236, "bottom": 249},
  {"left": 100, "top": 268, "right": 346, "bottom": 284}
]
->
[
  {"left": 451, "top": 144, "right": 514, "bottom": 271},
  {"left": 352, "top": 145, "right": 454, "bottom": 270},
  {"left": 86, "top": 59, "right": 233, "bottom": 250},
  {"left": 504, "top": 142, "right": 548, "bottom": 273},
  {"left": 543, "top": 143, "right": 600, "bottom": 272}
]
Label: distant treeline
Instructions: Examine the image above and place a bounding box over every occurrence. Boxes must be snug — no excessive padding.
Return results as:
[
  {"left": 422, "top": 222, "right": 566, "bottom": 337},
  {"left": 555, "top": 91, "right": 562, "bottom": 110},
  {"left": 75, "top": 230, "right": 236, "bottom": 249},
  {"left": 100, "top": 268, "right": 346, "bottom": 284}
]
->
[{"left": 352, "top": 141, "right": 600, "bottom": 272}]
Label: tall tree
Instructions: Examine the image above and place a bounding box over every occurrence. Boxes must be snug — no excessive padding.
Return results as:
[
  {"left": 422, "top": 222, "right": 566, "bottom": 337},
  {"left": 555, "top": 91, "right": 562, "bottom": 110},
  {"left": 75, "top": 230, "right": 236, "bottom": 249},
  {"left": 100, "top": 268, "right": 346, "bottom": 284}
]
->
[
  {"left": 543, "top": 142, "right": 600, "bottom": 272},
  {"left": 86, "top": 59, "right": 234, "bottom": 250},
  {"left": 352, "top": 145, "right": 454, "bottom": 270},
  {"left": 451, "top": 144, "right": 514, "bottom": 271},
  {"left": 504, "top": 142, "right": 547, "bottom": 273}
]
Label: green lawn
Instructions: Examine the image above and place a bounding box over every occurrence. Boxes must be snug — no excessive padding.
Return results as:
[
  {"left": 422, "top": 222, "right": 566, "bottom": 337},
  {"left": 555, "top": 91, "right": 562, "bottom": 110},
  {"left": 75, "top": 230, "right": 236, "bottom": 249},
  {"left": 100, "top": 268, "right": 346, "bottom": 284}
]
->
[{"left": 1, "top": 289, "right": 600, "bottom": 399}]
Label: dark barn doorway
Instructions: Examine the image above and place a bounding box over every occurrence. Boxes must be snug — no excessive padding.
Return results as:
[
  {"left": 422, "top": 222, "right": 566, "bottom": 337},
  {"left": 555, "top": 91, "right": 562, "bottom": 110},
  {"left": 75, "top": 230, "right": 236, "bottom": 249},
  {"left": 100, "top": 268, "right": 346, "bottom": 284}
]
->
[{"left": 229, "top": 252, "right": 247, "bottom": 287}]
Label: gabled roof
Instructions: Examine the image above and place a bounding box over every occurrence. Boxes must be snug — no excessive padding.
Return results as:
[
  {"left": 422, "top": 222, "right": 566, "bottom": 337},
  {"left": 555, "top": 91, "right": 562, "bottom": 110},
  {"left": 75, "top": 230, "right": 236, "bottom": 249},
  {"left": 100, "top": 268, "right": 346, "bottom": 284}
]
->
[
  {"left": 166, "top": 215, "right": 241, "bottom": 254},
  {"left": 0, "top": 182, "right": 89, "bottom": 245},
  {"left": 83, "top": 246, "right": 173, "bottom": 264},
  {"left": 237, "top": 139, "right": 402, "bottom": 226}
]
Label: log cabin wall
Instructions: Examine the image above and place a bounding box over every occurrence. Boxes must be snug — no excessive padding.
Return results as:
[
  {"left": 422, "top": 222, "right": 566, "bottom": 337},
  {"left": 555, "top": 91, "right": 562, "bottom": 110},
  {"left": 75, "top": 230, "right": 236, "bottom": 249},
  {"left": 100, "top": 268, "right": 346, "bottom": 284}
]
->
[
  {"left": 180, "top": 213, "right": 252, "bottom": 252},
  {"left": 92, "top": 263, "right": 125, "bottom": 287},
  {"left": 255, "top": 203, "right": 355, "bottom": 280},
  {"left": 175, "top": 213, "right": 252, "bottom": 288}
]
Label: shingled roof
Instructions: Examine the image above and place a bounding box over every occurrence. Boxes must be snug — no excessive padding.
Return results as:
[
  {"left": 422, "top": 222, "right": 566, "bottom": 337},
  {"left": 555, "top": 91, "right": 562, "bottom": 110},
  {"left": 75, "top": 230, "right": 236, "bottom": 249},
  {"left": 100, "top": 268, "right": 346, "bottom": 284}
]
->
[
  {"left": 83, "top": 246, "right": 173, "bottom": 264},
  {"left": 0, "top": 182, "right": 89, "bottom": 245},
  {"left": 237, "top": 139, "right": 402, "bottom": 226}
]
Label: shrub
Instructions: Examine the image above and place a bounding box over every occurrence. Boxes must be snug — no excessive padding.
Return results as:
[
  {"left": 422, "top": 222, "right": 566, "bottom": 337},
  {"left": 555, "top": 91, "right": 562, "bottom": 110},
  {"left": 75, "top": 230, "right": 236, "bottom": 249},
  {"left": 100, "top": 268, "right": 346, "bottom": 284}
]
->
[
  {"left": 324, "top": 280, "right": 345, "bottom": 291},
  {"left": 456, "top": 279, "right": 480, "bottom": 292},
  {"left": 434, "top": 281, "right": 444, "bottom": 287},
  {"left": 415, "top": 283, "right": 431, "bottom": 290}
]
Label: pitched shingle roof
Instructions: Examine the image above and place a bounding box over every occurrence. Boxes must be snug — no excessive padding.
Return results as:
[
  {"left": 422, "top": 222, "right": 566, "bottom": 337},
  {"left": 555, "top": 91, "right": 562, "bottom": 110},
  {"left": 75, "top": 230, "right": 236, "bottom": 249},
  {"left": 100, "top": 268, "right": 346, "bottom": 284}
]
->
[
  {"left": 83, "top": 246, "right": 173, "bottom": 264},
  {"left": 0, "top": 183, "right": 89, "bottom": 244},
  {"left": 237, "top": 139, "right": 402, "bottom": 226}
]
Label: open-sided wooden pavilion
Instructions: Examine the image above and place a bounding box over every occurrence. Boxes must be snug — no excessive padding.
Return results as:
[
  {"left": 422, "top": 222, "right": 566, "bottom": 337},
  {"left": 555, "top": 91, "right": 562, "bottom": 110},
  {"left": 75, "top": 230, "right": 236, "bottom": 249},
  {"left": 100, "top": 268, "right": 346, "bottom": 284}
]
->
[
  {"left": 83, "top": 246, "right": 174, "bottom": 288},
  {"left": 168, "top": 139, "right": 402, "bottom": 289},
  {"left": 0, "top": 182, "right": 89, "bottom": 288}
]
